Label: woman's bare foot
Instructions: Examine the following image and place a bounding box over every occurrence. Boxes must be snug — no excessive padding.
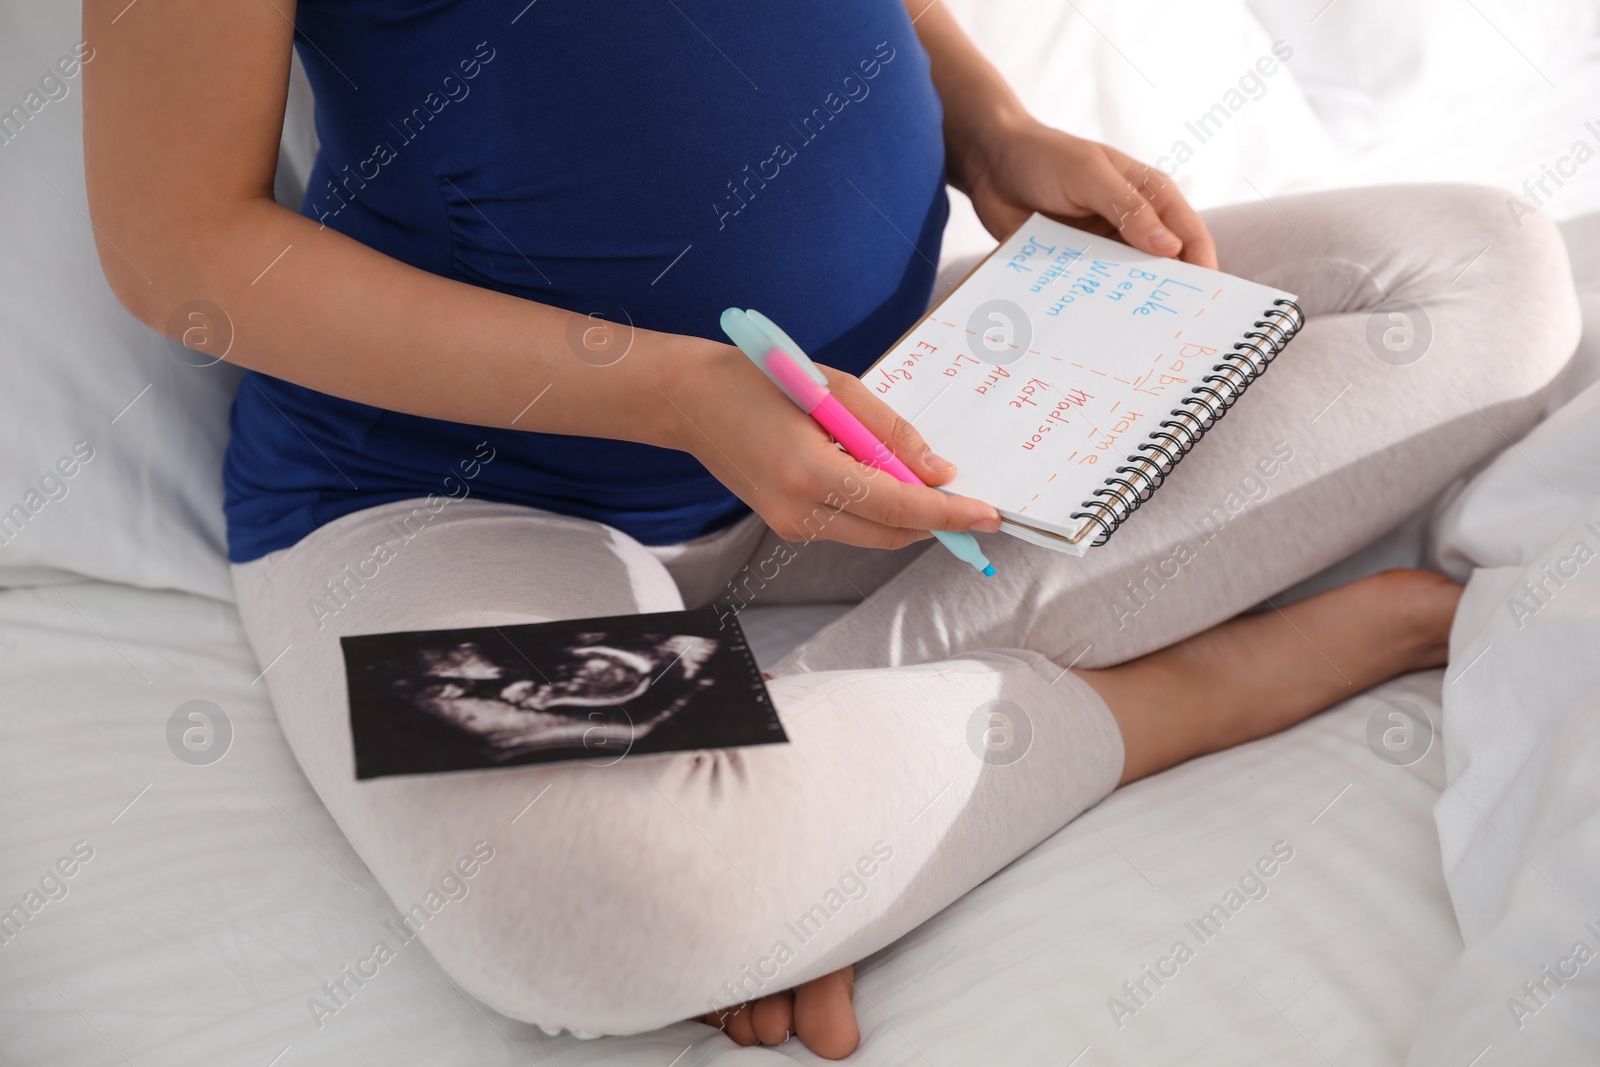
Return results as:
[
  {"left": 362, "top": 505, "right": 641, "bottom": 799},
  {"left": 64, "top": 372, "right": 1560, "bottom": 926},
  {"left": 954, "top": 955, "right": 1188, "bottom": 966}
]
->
[
  {"left": 701, "top": 965, "right": 858, "bottom": 1058},
  {"left": 1079, "top": 568, "right": 1462, "bottom": 785}
]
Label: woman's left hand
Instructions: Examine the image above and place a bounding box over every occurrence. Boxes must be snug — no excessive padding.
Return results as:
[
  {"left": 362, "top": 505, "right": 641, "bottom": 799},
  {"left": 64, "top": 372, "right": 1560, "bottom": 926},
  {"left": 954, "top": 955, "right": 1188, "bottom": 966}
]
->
[{"left": 951, "top": 118, "right": 1219, "bottom": 270}]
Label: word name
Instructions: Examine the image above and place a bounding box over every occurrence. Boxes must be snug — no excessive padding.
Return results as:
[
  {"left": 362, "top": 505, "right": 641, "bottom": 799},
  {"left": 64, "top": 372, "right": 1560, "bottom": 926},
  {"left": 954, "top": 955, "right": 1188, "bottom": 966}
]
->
[{"left": 1089, "top": 407, "right": 1146, "bottom": 461}]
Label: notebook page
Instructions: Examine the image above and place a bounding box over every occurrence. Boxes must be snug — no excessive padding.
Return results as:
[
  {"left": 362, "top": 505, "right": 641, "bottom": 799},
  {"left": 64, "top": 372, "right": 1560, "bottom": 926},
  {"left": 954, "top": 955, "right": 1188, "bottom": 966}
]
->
[{"left": 865, "top": 215, "right": 1295, "bottom": 551}]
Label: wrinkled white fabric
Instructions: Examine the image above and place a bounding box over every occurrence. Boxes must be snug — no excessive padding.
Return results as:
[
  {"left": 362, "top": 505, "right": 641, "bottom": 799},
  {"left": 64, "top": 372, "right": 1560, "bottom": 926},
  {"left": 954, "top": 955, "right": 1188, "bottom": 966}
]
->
[{"left": 1409, "top": 374, "right": 1600, "bottom": 1066}]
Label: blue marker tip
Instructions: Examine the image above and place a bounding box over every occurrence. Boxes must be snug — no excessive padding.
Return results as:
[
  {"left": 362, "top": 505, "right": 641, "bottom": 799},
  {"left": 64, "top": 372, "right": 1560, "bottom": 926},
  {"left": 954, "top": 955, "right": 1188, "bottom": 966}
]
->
[
  {"left": 983, "top": 565, "right": 996, "bottom": 577},
  {"left": 931, "top": 530, "right": 994, "bottom": 577}
]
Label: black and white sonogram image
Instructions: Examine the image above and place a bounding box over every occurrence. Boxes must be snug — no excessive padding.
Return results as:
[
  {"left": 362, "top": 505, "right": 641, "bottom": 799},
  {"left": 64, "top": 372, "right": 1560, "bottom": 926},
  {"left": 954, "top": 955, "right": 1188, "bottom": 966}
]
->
[{"left": 341, "top": 608, "right": 784, "bottom": 779}]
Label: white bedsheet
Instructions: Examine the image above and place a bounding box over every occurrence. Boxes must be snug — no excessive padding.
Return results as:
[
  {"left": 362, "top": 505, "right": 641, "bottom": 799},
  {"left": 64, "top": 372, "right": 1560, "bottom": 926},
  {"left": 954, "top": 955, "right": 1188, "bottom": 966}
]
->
[
  {"left": 0, "top": 580, "right": 1460, "bottom": 1066},
  {"left": 938, "top": 0, "right": 1600, "bottom": 268}
]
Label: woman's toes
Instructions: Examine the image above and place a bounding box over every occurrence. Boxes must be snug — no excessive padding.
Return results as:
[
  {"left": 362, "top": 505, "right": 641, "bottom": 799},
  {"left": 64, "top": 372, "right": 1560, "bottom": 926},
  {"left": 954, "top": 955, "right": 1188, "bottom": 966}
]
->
[
  {"left": 751, "top": 990, "right": 794, "bottom": 1044},
  {"left": 723, "top": 1003, "right": 758, "bottom": 1046},
  {"left": 793, "top": 966, "right": 860, "bottom": 1060}
]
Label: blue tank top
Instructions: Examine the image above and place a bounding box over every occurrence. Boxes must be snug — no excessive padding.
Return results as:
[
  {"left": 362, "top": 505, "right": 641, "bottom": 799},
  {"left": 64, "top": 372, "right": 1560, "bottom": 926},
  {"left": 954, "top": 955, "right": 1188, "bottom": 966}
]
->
[{"left": 223, "top": 0, "right": 949, "bottom": 562}]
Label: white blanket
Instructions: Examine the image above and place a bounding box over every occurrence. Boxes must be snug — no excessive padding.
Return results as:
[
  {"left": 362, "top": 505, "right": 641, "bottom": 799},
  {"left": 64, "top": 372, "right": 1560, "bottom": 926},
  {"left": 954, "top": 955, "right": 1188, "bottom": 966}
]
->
[{"left": 1406, "top": 377, "right": 1600, "bottom": 1064}]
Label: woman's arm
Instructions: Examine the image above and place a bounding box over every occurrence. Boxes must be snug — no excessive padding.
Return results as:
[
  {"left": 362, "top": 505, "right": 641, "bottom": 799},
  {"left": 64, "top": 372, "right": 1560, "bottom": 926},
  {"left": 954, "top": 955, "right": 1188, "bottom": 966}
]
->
[
  {"left": 83, "top": 0, "right": 698, "bottom": 446},
  {"left": 905, "top": 1, "right": 1218, "bottom": 268},
  {"left": 82, "top": 0, "right": 1001, "bottom": 548}
]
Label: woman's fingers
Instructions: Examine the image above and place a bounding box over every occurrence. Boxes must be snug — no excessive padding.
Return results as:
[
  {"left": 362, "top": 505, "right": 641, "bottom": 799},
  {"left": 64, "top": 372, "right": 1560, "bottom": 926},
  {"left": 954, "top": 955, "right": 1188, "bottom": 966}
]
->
[
  {"left": 770, "top": 507, "right": 932, "bottom": 551},
  {"left": 1113, "top": 152, "right": 1218, "bottom": 268},
  {"left": 771, "top": 486, "right": 985, "bottom": 550},
  {"left": 843, "top": 473, "right": 997, "bottom": 535},
  {"left": 1044, "top": 138, "right": 1216, "bottom": 269},
  {"left": 1083, "top": 155, "right": 1182, "bottom": 259},
  {"left": 789, "top": 446, "right": 997, "bottom": 535},
  {"left": 959, "top": 124, "right": 1217, "bottom": 270},
  {"left": 768, "top": 377, "right": 999, "bottom": 541},
  {"left": 693, "top": 340, "right": 998, "bottom": 551},
  {"left": 826, "top": 371, "right": 959, "bottom": 487}
]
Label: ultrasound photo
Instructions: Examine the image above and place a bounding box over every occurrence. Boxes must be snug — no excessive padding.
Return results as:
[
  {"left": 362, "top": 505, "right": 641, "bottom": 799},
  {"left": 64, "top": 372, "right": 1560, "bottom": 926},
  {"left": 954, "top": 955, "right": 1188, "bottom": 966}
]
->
[{"left": 341, "top": 607, "right": 784, "bottom": 779}]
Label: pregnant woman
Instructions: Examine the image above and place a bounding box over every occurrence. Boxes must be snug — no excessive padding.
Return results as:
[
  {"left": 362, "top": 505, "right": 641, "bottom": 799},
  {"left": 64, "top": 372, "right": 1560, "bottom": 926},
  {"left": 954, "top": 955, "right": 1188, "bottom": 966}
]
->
[{"left": 84, "top": 0, "right": 1578, "bottom": 1057}]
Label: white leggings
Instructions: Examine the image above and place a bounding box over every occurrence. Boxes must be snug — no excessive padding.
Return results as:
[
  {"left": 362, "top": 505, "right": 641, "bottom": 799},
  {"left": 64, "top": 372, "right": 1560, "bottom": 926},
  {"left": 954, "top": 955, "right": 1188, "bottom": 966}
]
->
[{"left": 232, "top": 185, "right": 1579, "bottom": 1036}]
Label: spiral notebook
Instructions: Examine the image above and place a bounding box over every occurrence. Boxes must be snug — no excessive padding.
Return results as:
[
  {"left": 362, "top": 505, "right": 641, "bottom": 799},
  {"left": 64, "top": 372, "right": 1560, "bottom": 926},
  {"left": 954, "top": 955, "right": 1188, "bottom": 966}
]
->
[{"left": 864, "top": 214, "right": 1304, "bottom": 554}]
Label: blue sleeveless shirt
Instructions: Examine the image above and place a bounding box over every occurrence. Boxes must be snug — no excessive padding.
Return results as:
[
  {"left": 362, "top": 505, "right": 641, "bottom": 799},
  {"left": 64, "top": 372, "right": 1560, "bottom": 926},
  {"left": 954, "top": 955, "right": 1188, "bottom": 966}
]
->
[{"left": 222, "top": 0, "right": 949, "bottom": 561}]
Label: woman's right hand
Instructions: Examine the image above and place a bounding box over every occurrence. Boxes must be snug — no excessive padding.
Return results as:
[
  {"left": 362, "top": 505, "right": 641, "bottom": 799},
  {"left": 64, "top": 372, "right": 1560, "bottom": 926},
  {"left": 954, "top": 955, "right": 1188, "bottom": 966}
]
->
[{"left": 662, "top": 341, "right": 1002, "bottom": 549}]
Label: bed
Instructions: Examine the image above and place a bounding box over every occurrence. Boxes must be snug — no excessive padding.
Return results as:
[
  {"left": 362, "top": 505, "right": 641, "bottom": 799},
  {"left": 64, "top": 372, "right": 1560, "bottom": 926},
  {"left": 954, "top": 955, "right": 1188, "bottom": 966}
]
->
[{"left": 4, "top": 2, "right": 1600, "bottom": 1064}]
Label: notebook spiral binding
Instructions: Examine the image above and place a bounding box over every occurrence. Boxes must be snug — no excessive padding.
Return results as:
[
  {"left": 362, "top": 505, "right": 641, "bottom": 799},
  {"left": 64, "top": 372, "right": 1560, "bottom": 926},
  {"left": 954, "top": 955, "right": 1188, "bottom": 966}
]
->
[{"left": 1067, "top": 298, "right": 1305, "bottom": 548}]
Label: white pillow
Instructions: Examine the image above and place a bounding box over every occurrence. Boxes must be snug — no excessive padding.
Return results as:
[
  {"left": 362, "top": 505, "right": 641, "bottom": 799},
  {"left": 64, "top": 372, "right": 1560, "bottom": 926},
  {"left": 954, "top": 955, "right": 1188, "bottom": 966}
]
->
[
  {"left": 1245, "top": 0, "right": 1442, "bottom": 152},
  {"left": 1551, "top": 212, "right": 1600, "bottom": 414},
  {"left": 940, "top": 0, "right": 1340, "bottom": 261},
  {"left": 0, "top": 5, "right": 328, "bottom": 601},
  {"left": 1251, "top": 0, "right": 1600, "bottom": 156}
]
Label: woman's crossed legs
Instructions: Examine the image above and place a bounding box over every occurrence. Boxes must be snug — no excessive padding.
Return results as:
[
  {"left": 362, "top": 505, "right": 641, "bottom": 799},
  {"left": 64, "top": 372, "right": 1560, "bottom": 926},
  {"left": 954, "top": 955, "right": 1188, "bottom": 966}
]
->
[{"left": 231, "top": 184, "right": 1577, "bottom": 1055}]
